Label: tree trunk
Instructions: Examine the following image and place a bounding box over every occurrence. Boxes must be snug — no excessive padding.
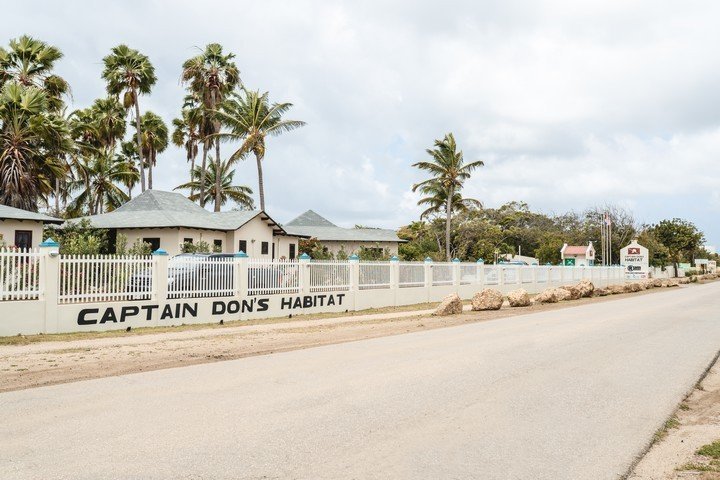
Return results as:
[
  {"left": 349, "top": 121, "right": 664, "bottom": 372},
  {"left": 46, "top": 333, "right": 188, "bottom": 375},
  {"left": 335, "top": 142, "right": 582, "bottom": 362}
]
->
[
  {"left": 54, "top": 178, "right": 60, "bottom": 216},
  {"left": 445, "top": 186, "right": 454, "bottom": 261},
  {"left": 190, "top": 150, "right": 196, "bottom": 197},
  {"left": 214, "top": 139, "right": 222, "bottom": 212},
  {"left": 199, "top": 140, "right": 208, "bottom": 207},
  {"left": 133, "top": 92, "right": 146, "bottom": 192},
  {"left": 148, "top": 150, "right": 154, "bottom": 190},
  {"left": 256, "top": 151, "right": 265, "bottom": 211}
]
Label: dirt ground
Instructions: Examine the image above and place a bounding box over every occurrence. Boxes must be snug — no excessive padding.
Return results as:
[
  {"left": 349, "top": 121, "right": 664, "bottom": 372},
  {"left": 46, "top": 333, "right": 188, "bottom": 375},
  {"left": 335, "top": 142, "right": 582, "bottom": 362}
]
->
[
  {"left": 0, "top": 290, "right": 663, "bottom": 393},
  {"left": 629, "top": 354, "right": 720, "bottom": 480}
]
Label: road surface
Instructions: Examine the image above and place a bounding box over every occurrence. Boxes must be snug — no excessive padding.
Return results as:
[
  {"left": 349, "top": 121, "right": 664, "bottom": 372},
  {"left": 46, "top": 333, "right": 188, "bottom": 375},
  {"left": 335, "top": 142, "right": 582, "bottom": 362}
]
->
[{"left": 3, "top": 283, "right": 720, "bottom": 479}]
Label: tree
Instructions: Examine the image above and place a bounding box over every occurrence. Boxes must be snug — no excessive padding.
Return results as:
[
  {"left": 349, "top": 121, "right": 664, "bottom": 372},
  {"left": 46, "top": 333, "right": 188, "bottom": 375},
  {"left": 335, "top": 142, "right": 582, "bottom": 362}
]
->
[
  {"left": 172, "top": 102, "right": 201, "bottom": 196},
  {"left": 416, "top": 178, "right": 481, "bottom": 220},
  {"left": 0, "top": 83, "right": 71, "bottom": 210},
  {"left": 136, "top": 111, "right": 167, "bottom": 190},
  {"left": 412, "top": 133, "right": 484, "bottom": 260},
  {"left": 213, "top": 88, "right": 305, "bottom": 211},
  {"left": 0, "top": 35, "right": 69, "bottom": 111},
  {"left": 102, "top": 45, "right": 156, "bottom": 192},
  {"left": 648, "top": 218, "right": 705, "bottom": 276},
  {"left": 174, "top": 158, "right": 254, "bottom": 210},
  {"left": 67, "top": 150, "right": 138, "bottom": 215},
  {"left": 181, "top": 44, "right": 240, "bottom": 210}
]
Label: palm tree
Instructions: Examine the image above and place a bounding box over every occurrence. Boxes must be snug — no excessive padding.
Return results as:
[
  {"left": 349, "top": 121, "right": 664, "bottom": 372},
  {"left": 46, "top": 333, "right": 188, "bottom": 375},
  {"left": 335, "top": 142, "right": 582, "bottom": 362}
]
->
[
  {"left": 89, "top": 97, "right": 126, "bottom": 150},
  {"left": 172, "top": 102, "right": 201, "bottom": 195},
  {"left": 175, "top": 158, "right": 254, "bottom": 210},
  {"left": 67, "top": 151, "right": 138, "bottom": 215},
  {"left": 101, "top": 45, "right": 156, "bottom": 193},
  {"left": 181, "top": 44, "right": 240, "bottom": 210},
  {"left": 0, "top": 82, "right": 70, "bottom": 211},
  {"left": 0, "top": 35, "right": 69, "bottom": 111},
  {"left": 213, "top": 88, "right": 305, "bottom": 211},
  {"left": 136, "top": 111, "right": 167, "bottom": 190},
  {"left": 417, "top": 178, "right": 481, "bottom": 220},
  {"left": 412, "top": 133, "right": 484, "bottom": 261}
]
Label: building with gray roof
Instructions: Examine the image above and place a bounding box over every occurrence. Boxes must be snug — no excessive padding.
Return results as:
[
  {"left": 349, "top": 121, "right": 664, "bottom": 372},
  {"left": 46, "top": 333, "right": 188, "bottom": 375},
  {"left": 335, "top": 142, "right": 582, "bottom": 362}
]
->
[
  {"left": 0, "top": 204, "right": 63, "bottom": 250},
  {"left": 74, "top": 190, "right": 301, "bottom": 258},
  {"left": 283, "top": 210, "right": 404, "bottom": 257}
]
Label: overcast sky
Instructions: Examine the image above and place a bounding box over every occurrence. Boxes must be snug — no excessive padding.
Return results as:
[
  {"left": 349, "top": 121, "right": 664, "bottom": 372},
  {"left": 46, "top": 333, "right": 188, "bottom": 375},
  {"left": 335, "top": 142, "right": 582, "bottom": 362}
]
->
[{"left": 6, "top": 1, "right": 720, "bottom": 244}]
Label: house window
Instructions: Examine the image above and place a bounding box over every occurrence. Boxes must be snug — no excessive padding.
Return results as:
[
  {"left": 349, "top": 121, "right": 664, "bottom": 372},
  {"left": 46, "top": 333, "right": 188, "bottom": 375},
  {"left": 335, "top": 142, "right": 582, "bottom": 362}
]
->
[
  {"left": 261, "top": 241, "right": 269, "bottom": 255},
  {"left": 213, "top": 239, "right": 222, "bottom": 252},
  {"left": 238, "top": 240, "right": 247, "bottom": 254},
  {"left": 14, "top": 231, "right": 32, "bottom": 250},
  {"left": 289, "top": 243, "right": 296, "bottom": 260},
  {"left": 183, "top": 238, "right": 193, "bottom": 244},
  {"left": 143, "top": 238, "right": 160, "bottom": 252}
]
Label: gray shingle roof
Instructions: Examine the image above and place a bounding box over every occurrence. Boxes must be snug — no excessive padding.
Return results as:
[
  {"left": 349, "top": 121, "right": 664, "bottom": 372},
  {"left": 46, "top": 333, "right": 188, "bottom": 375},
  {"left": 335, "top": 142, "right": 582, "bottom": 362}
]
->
[
  {"left": 74, "top": 190, "right": 283, "bottom": 232},
  {"left": 283, "top": 210, "right": 403, "bottom": 243},
  {"left": 0, "top": 204, "right": 63, "bottom": 224}
]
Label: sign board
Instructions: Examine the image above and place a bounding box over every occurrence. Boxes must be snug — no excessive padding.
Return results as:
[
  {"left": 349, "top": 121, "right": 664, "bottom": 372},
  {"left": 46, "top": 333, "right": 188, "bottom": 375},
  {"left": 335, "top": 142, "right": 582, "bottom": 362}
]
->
[
  {"left": 620, "top": 240, "right": 649, "bottom": 279},
  {"left": 564, "top": 258, "right": 575, "bottom": 266}
]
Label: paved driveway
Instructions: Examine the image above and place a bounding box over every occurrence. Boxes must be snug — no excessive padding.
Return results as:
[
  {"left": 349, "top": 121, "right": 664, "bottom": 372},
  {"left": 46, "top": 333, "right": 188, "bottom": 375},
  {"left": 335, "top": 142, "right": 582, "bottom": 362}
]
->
[{"left": 3, "top": 283, "right": 720, "bottom": 479}]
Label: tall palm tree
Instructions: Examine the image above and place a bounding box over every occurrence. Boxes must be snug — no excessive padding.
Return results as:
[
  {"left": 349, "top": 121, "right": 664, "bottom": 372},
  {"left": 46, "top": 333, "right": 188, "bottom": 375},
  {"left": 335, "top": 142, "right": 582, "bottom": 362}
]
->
[
  {"left": 213, "top": 88, "right": 305, "bottom": 211},
  {"left": 0, "top": 82, "right": 70, "bottom": 211},
  {"left": 89, "top": 97, "right": 126, "bottom": 150},
  {"left": 175, "top": 158, "right": 254, "bottom": 210},
  {"left": 412, "top": 133, "right": 484, "bottom": 261},
  {"left": 101, "top": 45, "right": 156, "bottom": 193},
  {"left": 181, "top": 44, "right": 240, "bottom": 210},
  {"left": 118, "top": 140, "right": 140, "bottom": 198},
  {"left": 0, "top": 35, "right": 69, "bottom": 111},
  {"left": 136, "top": 111, "right": 167, "bottom": 190},
  {"left": 172, "top": 102, "right": 201, "bottom": 195}
]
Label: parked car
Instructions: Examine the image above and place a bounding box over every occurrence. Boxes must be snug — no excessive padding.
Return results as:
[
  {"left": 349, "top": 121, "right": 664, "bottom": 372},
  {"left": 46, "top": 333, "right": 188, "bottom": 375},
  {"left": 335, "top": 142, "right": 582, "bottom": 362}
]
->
[{"left": 126, "top": 253, "right": 295, "bottom": 299}]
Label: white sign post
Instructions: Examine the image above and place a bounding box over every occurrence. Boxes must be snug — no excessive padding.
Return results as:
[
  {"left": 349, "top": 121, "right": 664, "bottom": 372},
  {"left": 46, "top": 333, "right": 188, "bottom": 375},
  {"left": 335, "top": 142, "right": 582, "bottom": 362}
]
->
[{"left": 620, "top": 239, "right": 650, "bottom": 280}]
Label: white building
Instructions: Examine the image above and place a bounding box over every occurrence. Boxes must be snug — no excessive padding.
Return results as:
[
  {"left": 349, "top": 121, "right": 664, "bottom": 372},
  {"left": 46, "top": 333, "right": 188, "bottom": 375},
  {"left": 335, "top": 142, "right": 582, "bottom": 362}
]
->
[
  {"left": 74, "top": 190, "right": 303, "bottom": 258},
  {"left": 0, "top": 204, "right": 63, "bottom": 249},
  {"left": 283, "top": 210, "right": 404, "bottom": 257},
  {"left": 560, "top": 242, "right": 595, "bottom": 266}
]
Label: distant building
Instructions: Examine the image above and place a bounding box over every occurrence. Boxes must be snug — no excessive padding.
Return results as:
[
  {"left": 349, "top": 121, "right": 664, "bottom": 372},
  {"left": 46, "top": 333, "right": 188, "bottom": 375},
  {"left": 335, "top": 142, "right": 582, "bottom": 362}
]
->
[
  {"left": 0, "top": 204, "right": 63, "bottom": 249},
  {"left": 560, "top": 242, "right": 595, "bottom": 266},
  {"left": 704, "top": 245, "right": 717, "bottom": 255},
  {"left": 74, "top": 190, "right": 302, "bottom": 258},
  {"left": 283, "top": 210, "right": 404, "bottom": 257}
]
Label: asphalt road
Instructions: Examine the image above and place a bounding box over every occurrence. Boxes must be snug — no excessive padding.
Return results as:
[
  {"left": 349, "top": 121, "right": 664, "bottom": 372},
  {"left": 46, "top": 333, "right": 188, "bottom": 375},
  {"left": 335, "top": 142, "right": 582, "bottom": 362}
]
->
[{"left": 3, "top": 283, "right": 720, "bottom": 480}]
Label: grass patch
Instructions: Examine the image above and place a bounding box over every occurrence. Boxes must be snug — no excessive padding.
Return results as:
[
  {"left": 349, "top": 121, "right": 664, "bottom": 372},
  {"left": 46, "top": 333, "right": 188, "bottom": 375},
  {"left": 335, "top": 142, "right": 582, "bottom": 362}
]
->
[
  {"left": 698, "top": 441, "right": 720, "bottom": 459},
  {"left": 0, "top": 302, "right": 442, "bottom": 346},
  {"left": 653, "top": 415, "right": 681, "bottom": 443}
]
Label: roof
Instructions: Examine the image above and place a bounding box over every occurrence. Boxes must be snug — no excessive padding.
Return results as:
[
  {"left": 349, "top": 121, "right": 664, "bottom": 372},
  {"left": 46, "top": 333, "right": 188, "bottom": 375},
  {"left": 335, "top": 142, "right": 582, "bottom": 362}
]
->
[
  {"left": 283, "top": 210, "right": 403, "bottom": 243},
  {"left": 564, "top": 245, "right": 590, "bottom": 255},
  {"left": 73, "top": 190, "right": 288, "bottom": 234},
  {"left": 0, "top": 204, "right": 63, "bottom": 224}
]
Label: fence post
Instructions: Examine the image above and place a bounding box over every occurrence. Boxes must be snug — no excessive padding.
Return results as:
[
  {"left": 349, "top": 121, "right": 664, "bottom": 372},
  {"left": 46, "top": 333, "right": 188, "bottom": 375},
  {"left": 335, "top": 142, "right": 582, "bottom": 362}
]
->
[
  {"left": 516, "top": 266, "right": 522, "bottom": 285},
  {"left": 39, "top": 238, "right": 60, "bottom": 334},
  {"left": 390, "top": 255, "right": 399, "bottom": 306},
  {"left": 299, "top": 253, "right": 311, "bottom": 295},
  {"left": 234, "top": 250, "right": 248, "bottom": 298},
  {"left": 424, "top": 257, "right": 433, "bottom": 302},
  {"left": 498, "top": 265, "right": 505, "bottom": 288},
  {"left": 349, "top": 254, "right": 360, "bottom": 311},
  {"left": 452, "top": 258, "right": 461, "bottom": 287},
  {"left": 476, "top": 258, "right": 485, "bottom": 287},
  {"left": 152, "top": 249, "right": 169, "bottom": 302}
]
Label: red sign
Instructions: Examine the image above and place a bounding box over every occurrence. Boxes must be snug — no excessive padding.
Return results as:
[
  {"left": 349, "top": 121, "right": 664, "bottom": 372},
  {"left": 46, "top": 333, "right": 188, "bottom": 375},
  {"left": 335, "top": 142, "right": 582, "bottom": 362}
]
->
[{"left": 628, "top": 247, "right": 640, "bottom": 255}]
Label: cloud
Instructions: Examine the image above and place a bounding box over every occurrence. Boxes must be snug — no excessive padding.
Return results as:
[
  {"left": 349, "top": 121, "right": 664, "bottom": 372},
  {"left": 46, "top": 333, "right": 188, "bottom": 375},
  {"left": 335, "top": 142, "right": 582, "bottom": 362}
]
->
[{"left": 4, "top": 0, "right": 720, "bottom": 243}]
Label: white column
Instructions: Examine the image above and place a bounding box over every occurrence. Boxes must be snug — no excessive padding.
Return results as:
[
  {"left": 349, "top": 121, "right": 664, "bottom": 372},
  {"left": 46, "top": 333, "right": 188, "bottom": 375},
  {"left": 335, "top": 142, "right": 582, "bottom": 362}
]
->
[
  {"left": 424, "top": 257, "right": 433, "bottom": 302},
  {"left": 152, "top": 249, "right": 169, "bottom": 302},
  {"left": 234, "top": 251, "right": 248, "bottom": 298},
  {"left": 39, "top": 238, "right": 60, "bottom": 334},
  {"left": 299, "top": 253, "right": 311, "bottom": 295},
  {"left": 452, "top": 258, "right": 461, "bottom": 288},
  {"left": 390, "top": 255, "right": 399, "bottom": 306}
]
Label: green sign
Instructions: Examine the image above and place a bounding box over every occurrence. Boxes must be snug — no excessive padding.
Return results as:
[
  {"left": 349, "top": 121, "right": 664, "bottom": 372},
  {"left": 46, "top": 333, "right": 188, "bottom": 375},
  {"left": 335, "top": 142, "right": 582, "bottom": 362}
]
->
[{"left": 564, "top": 258, "right": 576, "bottom": 266}]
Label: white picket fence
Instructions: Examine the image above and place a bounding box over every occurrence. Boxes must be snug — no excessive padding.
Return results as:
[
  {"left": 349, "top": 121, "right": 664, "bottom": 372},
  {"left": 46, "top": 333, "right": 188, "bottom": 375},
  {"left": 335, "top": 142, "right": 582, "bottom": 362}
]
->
[
  {"left": 248, "top": 258, "right": 299, "bottom": 296},
  {"left": 59, "top": 254, "right": 154, "bottom": 304},
  {"left": 0, "top": 250, "right": 630, "bottom": 306},
  {"left": 0, "top": 248, "right": 43, "bottom": 301}
]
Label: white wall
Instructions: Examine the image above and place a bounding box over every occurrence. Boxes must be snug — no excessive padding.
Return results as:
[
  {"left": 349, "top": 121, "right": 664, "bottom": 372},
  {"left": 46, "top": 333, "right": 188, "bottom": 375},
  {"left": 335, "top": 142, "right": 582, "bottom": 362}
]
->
[{"left": 0, "top": 219, "right": 44, "bottom": 248}]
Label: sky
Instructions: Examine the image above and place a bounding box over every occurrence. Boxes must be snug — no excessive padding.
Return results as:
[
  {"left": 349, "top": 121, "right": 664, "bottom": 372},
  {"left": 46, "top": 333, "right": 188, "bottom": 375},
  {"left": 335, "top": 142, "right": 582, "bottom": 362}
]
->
[{"left": 5, "top": 1, "right": 720, "bottom": 244}]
